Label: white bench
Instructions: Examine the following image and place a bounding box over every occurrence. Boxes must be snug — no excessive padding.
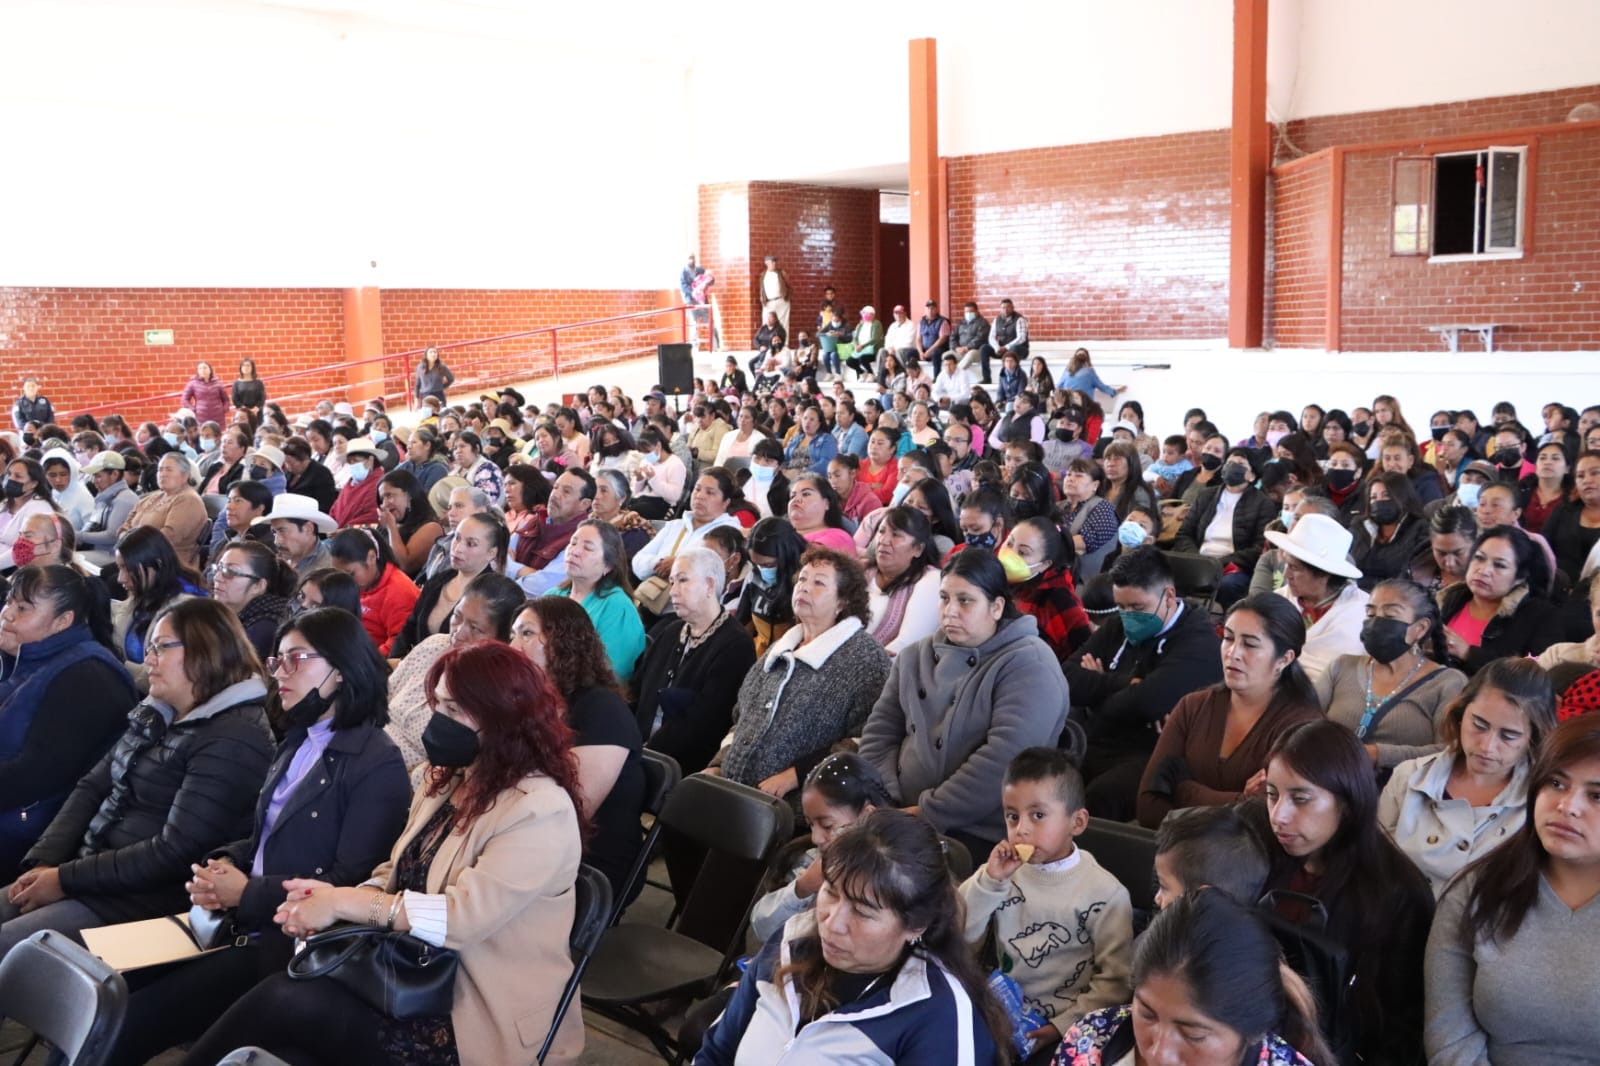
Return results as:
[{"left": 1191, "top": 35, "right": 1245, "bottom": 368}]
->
[{"left": 1426, "top": 324, "right": 1500, "bottom": 353}]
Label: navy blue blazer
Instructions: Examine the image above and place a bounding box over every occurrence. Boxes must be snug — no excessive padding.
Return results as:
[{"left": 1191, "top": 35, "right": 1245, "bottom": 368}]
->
[{"left": 213, "top": 720, "right": 411, "bottom": 930}]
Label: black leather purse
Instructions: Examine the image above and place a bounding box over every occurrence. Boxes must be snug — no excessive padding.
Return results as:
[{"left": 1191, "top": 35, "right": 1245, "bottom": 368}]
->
[{"left": 285, "top": 923, "right": 459, "bottom": 1019}]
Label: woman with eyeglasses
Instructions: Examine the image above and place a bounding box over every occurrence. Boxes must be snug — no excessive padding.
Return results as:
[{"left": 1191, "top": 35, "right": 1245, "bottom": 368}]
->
[
  {"left": 108, "top": 607, "right": 410, "bottom": 1066},
  {"left": 0, "top": 599, "right": 275, "bottom": 960},
  {"left": 0, "top": 566, "right": 135, "bottom": 882},
  {"left": 328, "top": 528, "right": 420, "bottom": 657},
  {"left": 208, "top": 541, "right": 294, "bottom": 661},
  {"left": 185, "top": 641, "right": 587, "bottom": 1066}
]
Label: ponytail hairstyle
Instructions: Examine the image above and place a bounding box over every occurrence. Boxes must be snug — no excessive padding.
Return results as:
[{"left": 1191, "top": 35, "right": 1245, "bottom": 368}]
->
[
  {"left": 1371, "top": 577, "right": 1449, "bottom": 663},
  {"left": 1224, "top": 593, "right": 1317, "bottom": 708},
  {"left": 802, "top": 753, "right": 894, "bottom": 813},
  {"left": 1134, "top": 891, "right": 1336, "bottom": 1066},
  {"left": 218, "top": 539, "right": 295, "bottom": 599},
  {"left": 775, "top": 810, "right": 1011, "bottom": 1052},
  {"left": 7, "top": 564, "right": 116, "bottom": 653}
]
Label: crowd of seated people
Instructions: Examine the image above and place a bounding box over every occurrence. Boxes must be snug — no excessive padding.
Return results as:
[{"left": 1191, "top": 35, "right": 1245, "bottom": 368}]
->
[{"left": 3, "top": 342, "right": 1600, "bottom": 1065}]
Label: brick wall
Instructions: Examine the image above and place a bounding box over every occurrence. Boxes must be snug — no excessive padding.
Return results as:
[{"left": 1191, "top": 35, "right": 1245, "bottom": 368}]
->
[
  {"left": 0, "top": 287, "right": 347, "bottom": 424},
  {"left": 697, "top": 181, "right": 878, "bottom": 346},
  {"left": 1264, "top": 157, "right": 1333, "bottom": 348},
  {"left": 380, "top": 289, "right": 676, "bottom": 401},
  {"left": 945, "top": 131, "right": 1233, "bottom": 342},
  {"left": 0, "top": 286, "right": 675, "bottom": 425},
  {"left": 1268, "top": 83, "right": 1600, "bottom": 351},
  {"left": 1284, "top": 84, "right": 1600, "bottom": 158}
]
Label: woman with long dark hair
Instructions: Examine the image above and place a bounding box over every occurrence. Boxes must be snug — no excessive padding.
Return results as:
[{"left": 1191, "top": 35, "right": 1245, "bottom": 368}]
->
[
  {"left": 697, "top": 809, "right": 1007, "bottom": 1064},
  {"left": 376, "top": 468, "right": 443, "bottom": 577},
  {"left": 1256, "top": 718, "right": 1435, "bottom": 1065},
  {"left": 1137, "top": 593, "right": 1322, "bottom": 829},
  {"left": 1439, "top": 525, "right": 1562, "bottom": 672},
  {"left": 112, "top": 524, "right": 207, "bottom": 688},
  {"left": 736, "top": 517, "right": 808, "bottom": 655},
  {"left": 1424, "top": 714, "right": 1600, "bottom": 1065},
  {"left": 231, "top": 357, "right": 265, "bottom": 420},
  {"left": 514, "top": 596, "right": 645, "bottom": 902},
  {"left": 864, "top": 506, "right": 942, "bottom": 654},
  {"left": 1057, "top": 890, "right": 1335, "bottom": 1066},
  {"left": 327, "top": 527, "right": 420, "bottom": 656},
  {"left": 184, "top": 642, "right": 588, "bottom": 1065}
]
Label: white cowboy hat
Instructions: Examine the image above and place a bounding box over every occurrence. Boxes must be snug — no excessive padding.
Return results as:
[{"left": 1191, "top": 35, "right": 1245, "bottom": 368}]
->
[
  {"left": 344, "top": 437, "right": 382, "bottom": 460},
  {"left": 251, "top": 493, "right": 336, "bottom": 534},
  {"left": 1263, "top": 513, "right": 1363, "bottom": 580},
  {"left": 252, "top": 444, "right": 285, "bottom": 470}
]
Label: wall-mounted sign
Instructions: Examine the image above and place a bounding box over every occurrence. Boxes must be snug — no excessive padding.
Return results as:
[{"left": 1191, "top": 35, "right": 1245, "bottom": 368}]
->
[{"left": 144, "top": 329, "right": 175, "bottom": 346}]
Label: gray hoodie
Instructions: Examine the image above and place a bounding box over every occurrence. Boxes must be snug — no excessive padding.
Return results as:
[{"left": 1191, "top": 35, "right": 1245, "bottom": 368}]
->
[{"left": 859, "top": 613, "right": 1069, "bottom": 844}]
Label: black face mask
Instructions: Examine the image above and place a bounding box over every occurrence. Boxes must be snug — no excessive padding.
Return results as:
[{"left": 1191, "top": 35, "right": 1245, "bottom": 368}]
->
[
  {"left": 1430, "top": 426, "right": 1450, "bottom": 443},
  {"left": 283, "top": 685, "right": 334, "bottom": 731},
  {"left": 1054, "top": 428, "right": 1077, "bottom": 442},
  {"left": 0, "top": 479, "right": 24, "bottom": 499},
  {"left": 1221, "top": 464, "right": 1249, "bottom": 487},
  {"left": 1369, "top": 500, "right": 1400, "bottom": 525},
  {"left": 1326, "top": 467, "right": 1358, "bottom": 490},
  {"left": 248, "top": 465, "right": 271, "bottom": 481},
  {"left": 422, "top": 711, "right": 480, "bottom": 769},
  {"left": 1360, "top": 616, "right": 1413, "bottom": 664},
  {"left": 1009, "top": 498, "right": 1039, "bottom": 520},
  {"left": 1493, "top": 447, "right": 1522, "bottom": 467},
  {"left": 1352, "top": 421, "right": 1371, "bottom": 437},
  {"left": 1199, "top": 453, "right": 1223, "bottom": 472},
  {"left": 21, "top": 434, "right": 36, "bottom": 448}
]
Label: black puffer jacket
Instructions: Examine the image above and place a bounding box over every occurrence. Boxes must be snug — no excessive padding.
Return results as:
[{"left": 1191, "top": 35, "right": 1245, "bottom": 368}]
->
[{"left": 24, "top": 678, "right": 275, "bottom": 923}]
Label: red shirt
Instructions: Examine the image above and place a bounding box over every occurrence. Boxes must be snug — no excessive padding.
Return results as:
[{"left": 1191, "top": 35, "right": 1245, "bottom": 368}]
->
[{"left": 360, "top": 563, "right": 421, "bottom": 655}]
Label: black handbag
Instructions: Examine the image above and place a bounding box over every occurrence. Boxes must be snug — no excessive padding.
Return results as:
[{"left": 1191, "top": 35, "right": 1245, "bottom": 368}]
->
[{"left": 285, "top": 923, "right": 459, "bottom": 1019}]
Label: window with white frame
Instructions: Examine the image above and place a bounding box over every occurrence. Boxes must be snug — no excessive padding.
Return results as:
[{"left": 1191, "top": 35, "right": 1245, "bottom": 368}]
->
[{"left": 1390, "top": 146, "right": 1526, "bottom": 258}]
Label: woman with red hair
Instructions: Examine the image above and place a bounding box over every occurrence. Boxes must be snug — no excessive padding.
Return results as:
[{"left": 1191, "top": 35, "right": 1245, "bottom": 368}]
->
[{"left": 184, "top": 641, "right": 589, "bottom": 1066}]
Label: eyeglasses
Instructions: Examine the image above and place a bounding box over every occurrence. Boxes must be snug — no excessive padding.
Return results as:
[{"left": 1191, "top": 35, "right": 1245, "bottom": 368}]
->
[
  {"left": 207, "top": 565, "right": 256, "bottom": 582},
  {"left": 266, "top": 650, "right": 326, "bottom": 675},
  {"left": 145, "top": 639, "right": 185, "bottom": 661}
]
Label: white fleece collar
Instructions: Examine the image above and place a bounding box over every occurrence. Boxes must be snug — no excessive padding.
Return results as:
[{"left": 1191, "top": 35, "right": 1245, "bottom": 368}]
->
[{"left": 764, "top": 616, "right": 864, "bottom": 671}]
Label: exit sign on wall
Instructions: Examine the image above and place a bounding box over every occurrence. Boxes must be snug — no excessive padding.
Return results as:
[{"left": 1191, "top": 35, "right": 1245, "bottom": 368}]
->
[{"left": 144, "top": 329, "right": 175, "bottom": 346}]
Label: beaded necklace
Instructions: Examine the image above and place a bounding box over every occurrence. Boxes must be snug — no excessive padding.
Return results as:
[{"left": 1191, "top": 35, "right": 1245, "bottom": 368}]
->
[{"left": 1358, "top": 650, "right": 1426, "bottom": 738}]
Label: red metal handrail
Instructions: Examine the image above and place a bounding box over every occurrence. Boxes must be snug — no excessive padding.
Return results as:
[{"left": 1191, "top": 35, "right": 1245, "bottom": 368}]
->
[{"left": 73, "top": 304, "right": 695, "bottom": 421}]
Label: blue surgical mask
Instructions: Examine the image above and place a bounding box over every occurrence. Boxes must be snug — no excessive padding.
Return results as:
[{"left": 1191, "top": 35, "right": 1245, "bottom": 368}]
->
[
  {"left": 1116, "top": 520, "right": 1148, "bottom": 550},
  {"left": 1280, "top": 508, "right": 1297, "bottom": 532},
  {"left": 756, "top": 564, "right": 778, "bottom": 585},
  {"left": 199, "top": 437, "right": 217, "bottom": 452},
  {"left": 750, "top": 463, "right": 776, "bottom": 483},
  {"left": 347, "top": 461, "right": 369, "bottom": 484},
  {"left": 163, "top": 432, "right": 180, "bottom": 448},
  {"left": 1456, "top": 481, "right": 1482, "bottom": 509},
  {"left": 890, "top": 482, "right": 912, "bottom": 506},
  {"left": 371, "top": 430, "right": 388, "bottom": 445}
]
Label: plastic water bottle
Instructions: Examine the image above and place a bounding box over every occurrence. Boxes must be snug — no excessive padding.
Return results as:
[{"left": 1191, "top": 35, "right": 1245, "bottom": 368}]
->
[{"left": 987, "top": 970, "right": 1047, "bottom": 1057}]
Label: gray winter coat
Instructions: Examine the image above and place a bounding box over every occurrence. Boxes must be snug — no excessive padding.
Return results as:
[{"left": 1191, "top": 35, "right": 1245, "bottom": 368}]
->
[{"left": 858, "top": 614, "right": 1068, "bottom": 844}]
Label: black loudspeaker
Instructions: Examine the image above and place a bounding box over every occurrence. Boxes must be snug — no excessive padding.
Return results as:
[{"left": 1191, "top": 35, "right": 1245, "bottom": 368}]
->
[{"left": 657, "top": 343, "right": 695, "bottom": 396}]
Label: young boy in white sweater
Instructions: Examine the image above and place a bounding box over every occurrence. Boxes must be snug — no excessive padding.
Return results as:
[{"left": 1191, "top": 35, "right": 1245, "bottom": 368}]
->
[{"left": 959, "top": 747, "right": 1134, "bottom": 1053}]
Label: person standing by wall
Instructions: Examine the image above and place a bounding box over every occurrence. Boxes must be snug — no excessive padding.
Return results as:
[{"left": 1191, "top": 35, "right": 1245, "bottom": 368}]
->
[{"left": 758, "top": 255, "right": 791, "bottom": 338}]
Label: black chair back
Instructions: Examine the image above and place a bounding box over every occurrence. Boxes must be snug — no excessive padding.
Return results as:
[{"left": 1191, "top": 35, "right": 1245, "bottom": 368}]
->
[
  {"left": 0, "top": 930, "right": 128, "bottom": 1066},
  {"left": 538, "top": 864, "right": 613, "bottom": 1064},
  {"left": 610, "top": 750, "right": 682, "bottom": 925},
  {"left": 939, "top": 834, "right": 974, "bottom": 881},
  {"left": 1079, "top": 817, "right": 1160, "bottom": 929},
  {"left": 1164, "top": 550, "right": 1223, "bottom": 611},
  {"left": 663, "top": 774, "right": 793, "bottom": 956}
]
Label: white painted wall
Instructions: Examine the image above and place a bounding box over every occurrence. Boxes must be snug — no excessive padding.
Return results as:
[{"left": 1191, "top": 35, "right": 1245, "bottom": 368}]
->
[
  {"left": 1286, "top": 0, "right": 1600, "bottom": 122},
  {"left": 0, "top": 0, "right": 693, "bottom": 289}
]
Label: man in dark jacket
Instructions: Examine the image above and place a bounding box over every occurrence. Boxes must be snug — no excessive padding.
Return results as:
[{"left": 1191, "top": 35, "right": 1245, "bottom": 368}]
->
[
  {"left": 1065, "top": 547, "right": 1223, "bottom": 822},
  {"left": 11, "top": 377, "right": 54, "bottom": 431},
  {"left": 1173, "top": 448, "right": 1277, "bottom": 607},
  {"left": 952, "top": 301, "right": 994, "bottom": 384}
]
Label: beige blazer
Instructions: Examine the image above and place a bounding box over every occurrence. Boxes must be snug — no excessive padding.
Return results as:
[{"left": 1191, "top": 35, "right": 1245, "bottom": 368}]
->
[
  {"left": 373, "top": 771, "right": 584, "bottom": 1066},
  {"left": 119, "top": 488, "right": 210, "bottom": 570}
]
